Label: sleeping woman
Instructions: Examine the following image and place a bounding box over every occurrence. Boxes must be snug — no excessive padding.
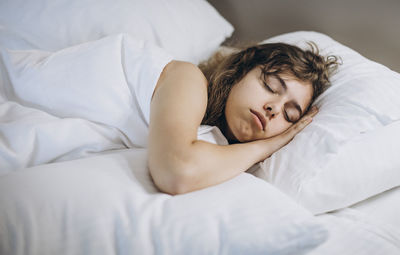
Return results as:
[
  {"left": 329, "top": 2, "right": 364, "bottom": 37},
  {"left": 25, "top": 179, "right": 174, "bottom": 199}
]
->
[{"left": 148, "top": 42, "right": 338, "bottom": 195}]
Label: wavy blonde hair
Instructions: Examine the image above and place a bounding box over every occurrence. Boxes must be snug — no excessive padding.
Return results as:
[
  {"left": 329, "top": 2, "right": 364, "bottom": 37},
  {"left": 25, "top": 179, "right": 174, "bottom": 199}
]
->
[{"left": 199, "top": 42, "right": 339, "bottom": 131}]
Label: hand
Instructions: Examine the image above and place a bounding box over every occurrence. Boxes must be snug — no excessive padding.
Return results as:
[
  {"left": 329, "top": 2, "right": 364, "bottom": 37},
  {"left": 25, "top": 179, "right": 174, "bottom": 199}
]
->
[{"left": 262, "top": 106, "right": 319, "bottom": 159}]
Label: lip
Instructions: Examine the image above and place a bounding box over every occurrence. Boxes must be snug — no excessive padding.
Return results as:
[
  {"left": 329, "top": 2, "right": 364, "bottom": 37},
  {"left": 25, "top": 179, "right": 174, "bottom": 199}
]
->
[{"left": 250, "top": 109, "right": 266, "bottom": 131}]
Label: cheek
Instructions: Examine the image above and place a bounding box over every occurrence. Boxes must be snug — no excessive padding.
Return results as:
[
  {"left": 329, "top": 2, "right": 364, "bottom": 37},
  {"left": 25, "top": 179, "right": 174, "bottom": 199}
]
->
[
  {"left": 224, "top": 99, "right": 235, "bottom": 122},
  {"left": 224, "top": 90, "right": 244, "bottom": 123}
]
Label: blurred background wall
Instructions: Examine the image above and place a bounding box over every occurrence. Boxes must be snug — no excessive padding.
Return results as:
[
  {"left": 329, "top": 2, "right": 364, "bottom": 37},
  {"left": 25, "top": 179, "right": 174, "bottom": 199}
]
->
[{"left": 207, "top": 0, "right": 400, "bottom": 72}]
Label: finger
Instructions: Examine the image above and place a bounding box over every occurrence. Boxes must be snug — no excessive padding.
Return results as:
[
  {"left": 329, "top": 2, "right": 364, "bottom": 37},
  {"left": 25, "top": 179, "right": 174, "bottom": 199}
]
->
[
  {"left": 285, "top": 116, "right": 313, "bottom": 138},
  {"left": 269, "top": 108, "right": 316, "bottom": 150},
  {"left": 305, "top": 106, "right": 319, "bottom": 118},
  {"left": 271, "top": 116, "right": 312, "bottom": 149}
]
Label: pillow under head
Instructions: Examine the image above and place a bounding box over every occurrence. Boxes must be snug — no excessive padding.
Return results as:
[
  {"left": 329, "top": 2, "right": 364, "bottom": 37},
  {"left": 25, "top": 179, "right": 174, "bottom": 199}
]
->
[{"left": 248, "top": 31, "right": 400, "bottom": 214}]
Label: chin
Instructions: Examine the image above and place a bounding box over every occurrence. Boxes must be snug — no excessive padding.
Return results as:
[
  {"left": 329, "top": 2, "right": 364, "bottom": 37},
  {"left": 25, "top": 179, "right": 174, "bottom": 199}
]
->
[{"left": 236, "top": 132, "right": 255, "bottom": 143}]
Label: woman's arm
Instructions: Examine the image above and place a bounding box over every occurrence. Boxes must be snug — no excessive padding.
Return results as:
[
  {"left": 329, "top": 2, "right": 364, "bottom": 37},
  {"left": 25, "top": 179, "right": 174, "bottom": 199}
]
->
[{"left": 148, "top": 61, "right": 316, "bottom": 195}]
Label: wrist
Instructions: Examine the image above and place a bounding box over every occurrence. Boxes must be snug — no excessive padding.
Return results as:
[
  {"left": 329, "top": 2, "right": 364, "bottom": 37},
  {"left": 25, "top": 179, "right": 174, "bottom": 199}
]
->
[{"left": 249, "top": 139, "right": 273, "bottom": 163}]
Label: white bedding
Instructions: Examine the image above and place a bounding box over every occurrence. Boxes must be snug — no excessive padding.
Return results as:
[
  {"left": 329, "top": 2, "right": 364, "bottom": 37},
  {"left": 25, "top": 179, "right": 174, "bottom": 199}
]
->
[
  {"left": 0, "top": 146, "right": 328, "bottom": 255},
  {"left": 311, "top": 187, "right": 400, "bottom": 255},
  {"left": 1, "top": 0, "right": 400, "bottom": 253},
  {"left": 0, "top": 34, "right": 328, "bottom": 255},
  {"left": 0, "top": 34, "right": 172, "bottom": 173}
]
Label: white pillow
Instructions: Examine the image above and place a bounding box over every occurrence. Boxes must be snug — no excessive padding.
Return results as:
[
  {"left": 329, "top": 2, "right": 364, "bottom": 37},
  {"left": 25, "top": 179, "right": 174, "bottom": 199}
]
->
[
  {"left": 0, "top": 148, "right": 328, "bottom": 255},
  {"left": 248, "top": 31, "right": 400, "bottom": 214},
  {"left": 0, "top": 0, "right": 233, "bottom": 64}
]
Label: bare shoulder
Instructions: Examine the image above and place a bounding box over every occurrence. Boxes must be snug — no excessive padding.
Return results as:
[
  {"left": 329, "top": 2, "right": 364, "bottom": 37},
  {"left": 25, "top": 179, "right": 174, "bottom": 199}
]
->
[
  {"left": 149, "top": 60, "right": 208, "bottom": 132},
  {"left": 161, "top": 60, "right": 207, "bottom": 80},
  {"left": 152, "top": 60, "right": 208, "bottom": 101}
]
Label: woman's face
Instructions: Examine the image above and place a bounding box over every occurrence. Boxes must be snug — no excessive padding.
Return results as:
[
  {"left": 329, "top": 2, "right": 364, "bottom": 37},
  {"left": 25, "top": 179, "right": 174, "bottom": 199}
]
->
[{"left": 224, "top": 67, "right": 313, "bottom": 142}]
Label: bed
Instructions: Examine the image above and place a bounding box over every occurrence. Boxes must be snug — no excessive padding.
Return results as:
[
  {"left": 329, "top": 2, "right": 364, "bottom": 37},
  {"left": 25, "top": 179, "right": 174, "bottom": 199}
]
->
[{"left": 0, "top": 0, "right": 399, "bottom": 254}]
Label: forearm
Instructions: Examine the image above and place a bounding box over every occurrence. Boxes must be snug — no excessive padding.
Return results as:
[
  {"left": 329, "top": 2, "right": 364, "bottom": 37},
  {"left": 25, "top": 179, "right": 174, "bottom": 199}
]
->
[
  {"left": 152, "top": 117, "right": 313, "bottom": 195},
  {"left": 171, "top": 139, "right": 271, "bottom": 194}
]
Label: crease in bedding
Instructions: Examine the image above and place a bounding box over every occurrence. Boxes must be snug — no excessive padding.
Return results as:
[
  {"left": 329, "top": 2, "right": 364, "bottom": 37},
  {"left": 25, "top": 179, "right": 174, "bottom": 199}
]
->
[{"left": 333, "top": 208, "right": 400, "bottom": 248}]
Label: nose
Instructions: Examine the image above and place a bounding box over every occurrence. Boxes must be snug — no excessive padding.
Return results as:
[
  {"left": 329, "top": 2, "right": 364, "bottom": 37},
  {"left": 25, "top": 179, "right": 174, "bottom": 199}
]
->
[{"left": 264, "top": 105, "right": 279, "bottom": 120}]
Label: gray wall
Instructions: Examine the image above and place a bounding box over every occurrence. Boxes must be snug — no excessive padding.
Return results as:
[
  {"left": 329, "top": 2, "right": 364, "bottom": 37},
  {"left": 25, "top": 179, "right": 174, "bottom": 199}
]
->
[{"left": 207, "top": 0, "right": 400, "bottom": 72}]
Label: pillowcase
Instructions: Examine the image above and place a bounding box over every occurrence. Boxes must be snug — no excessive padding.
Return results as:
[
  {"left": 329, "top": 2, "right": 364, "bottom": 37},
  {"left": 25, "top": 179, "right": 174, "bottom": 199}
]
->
[
  {"left": 0, "top": 148, "right": 328, "bottom": 255},
  {"left": 248, "top": 31, "right": 400, "bottom": 214},
  {"left": 0, "top": 0, "right": 233, "bottom": 64}
]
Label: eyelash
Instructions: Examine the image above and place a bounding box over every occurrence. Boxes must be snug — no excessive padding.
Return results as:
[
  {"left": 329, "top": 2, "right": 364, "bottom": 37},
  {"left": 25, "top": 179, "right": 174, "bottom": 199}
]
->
[
  {"left": 284, "top": 110, "right": 294, "bottom": 123},
  {"left": 263, "top": 82, "right": 276, "bottom": 94},
  {"left": 260, "top": 73, "right": 276, "bottom": 94}
]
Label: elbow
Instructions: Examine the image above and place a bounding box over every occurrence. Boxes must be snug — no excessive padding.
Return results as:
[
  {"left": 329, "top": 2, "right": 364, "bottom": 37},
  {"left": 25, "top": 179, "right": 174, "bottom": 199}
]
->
[
  {"left": 165, "top": 180, "right": 193, "bottom": 195},
  {"left": 148, "top": 162, "right": 195, "bottom": 195}
]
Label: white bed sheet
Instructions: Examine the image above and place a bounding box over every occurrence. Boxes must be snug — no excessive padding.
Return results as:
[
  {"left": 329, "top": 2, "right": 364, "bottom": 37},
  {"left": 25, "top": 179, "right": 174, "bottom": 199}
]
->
[
  {"left": 311, "top": 187, "right": 400, "bottom": 255},
  {"left": 351, "top": 186, "right": 400, "bottom": 231}
]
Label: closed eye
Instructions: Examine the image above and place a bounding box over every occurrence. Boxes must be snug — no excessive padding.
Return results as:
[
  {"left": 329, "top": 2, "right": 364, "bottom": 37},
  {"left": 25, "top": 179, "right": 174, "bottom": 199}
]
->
[
  {"left": 284, "top": 107, "right": 301, "bottom": 123},
  {"left": 260, "top": 73, "right": 277, "bottom": 93},
  {"left": 263, "top": 81, "right": 276, "bottom": 93},
  {"left": 283, "top": 110, "right": 294, "bottom": 123},
  {"left": 260, "top": 72, "right": 285, "bottom": 94}
]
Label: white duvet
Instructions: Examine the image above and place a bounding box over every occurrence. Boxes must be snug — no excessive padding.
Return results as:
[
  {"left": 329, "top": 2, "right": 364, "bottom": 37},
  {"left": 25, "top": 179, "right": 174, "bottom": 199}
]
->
[
  {"left": 0, "top": 34, "right": 172, "bottom": 173},
  {"left": 0, "top": 34, "right": 329, "bottom": 255},
  {"left": 0, "top": 146, "right": 332, "bottom": 255}
]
